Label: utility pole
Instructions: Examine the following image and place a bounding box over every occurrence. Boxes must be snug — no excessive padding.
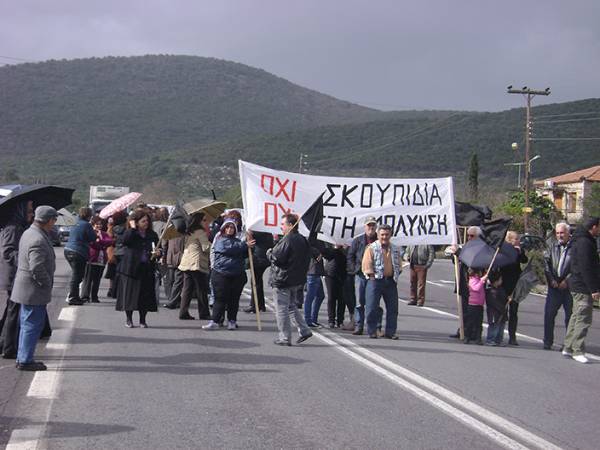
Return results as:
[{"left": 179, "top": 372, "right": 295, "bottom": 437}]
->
[
  {"left": 507, "top": 86, "right": 550, "bottom": 232},
  {"left": 298, "top": 153, "right": 308, "bottom": 173}
]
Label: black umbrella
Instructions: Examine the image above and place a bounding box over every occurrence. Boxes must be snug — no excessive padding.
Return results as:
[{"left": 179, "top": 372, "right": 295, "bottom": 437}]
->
[
  {"left": 0, "top": 185, "right": 75, "bottom": 225},
  {"left": 459, "top": 238, "right": 518, "bottom": 270}
]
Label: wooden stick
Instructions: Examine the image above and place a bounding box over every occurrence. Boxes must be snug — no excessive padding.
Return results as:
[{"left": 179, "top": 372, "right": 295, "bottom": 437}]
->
[
  {"left": 247, "top": 245, "right": 262, "bottom": 331},
  {"left": 485, "top": 246, "right": 501, "bottom": 275},
  {"left": 453, "top": 254, "right": 465, "bottom": 340}
]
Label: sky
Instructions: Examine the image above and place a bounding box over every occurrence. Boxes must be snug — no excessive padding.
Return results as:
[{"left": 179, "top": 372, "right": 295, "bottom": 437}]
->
[{"left": 1, "top": 0, "right": 599, "bottom": 111}]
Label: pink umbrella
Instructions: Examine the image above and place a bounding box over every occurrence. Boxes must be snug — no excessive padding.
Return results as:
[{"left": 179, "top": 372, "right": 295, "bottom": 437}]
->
[{"left": 98, "top": 192, "right": 142, "bottom": 219}]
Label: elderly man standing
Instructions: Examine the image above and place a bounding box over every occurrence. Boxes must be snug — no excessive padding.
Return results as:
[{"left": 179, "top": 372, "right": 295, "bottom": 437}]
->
[
  {"left": 347, "top": 216, "right": 382, "bottom": 335},
  {"left": 405, "top": 245, "right": 435, "bottom": 306},
  {"left": 562, "top": 217, "right": 600, "bottom": 364},
  {"left": 543, "top": 223, "right": 572, "bottom": 350},
  {"left": 362, "top": 224, "right": 403, "bottom": 339},
  {"left": 269, "top": 213, "right": 313, "bottom": 346},
  {"left": 12, "top": 206, "right": 57, "bottom": 371}
]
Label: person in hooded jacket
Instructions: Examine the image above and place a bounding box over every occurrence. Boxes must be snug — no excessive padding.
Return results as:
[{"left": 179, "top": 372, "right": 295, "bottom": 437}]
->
[
  {"left": 203, "top": 219, "right": 254, "bottom": 330},
  {"left": 0, "top": 200, "right": 34, "bottom": 358}
]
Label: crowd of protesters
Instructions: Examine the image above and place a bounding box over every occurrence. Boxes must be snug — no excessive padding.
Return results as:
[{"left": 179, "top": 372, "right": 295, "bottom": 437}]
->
[{"left": 1, "top": 192, "right": 599, "bottom": 369}]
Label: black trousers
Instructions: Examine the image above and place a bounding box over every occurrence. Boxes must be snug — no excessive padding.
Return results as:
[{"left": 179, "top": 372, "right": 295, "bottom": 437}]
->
[
  {"left": 325, "top": 276, "right": 345, "bottom": 325},
  {"left": 344, "top": 275, "right": 356, "bottom": 315},
  {"left": 180, "top": 271, "right": 209, "bottom": 318},
  {"left": 248, "top": 264, "right": 267, "bottom": 311},
  {"left": 0, "top": 293, "right": 19, "bottom": 355},
  {"left": 64, "top": 249, "right": 87, "bottom": 302},
  {"left": 508, "top": 301, "right": 519, "bottom": 340},
  {"left": 211, "top": 271, "right": 246, "bottom": 323},
  {"left": 465, "top": 304, "right": 483, "bottom": 341},
  {"left": 166, "top": 268, "right": 183, "bottom": 307},
  {"left": 81, "top": 263, "right": 105, "bottom": 301}
]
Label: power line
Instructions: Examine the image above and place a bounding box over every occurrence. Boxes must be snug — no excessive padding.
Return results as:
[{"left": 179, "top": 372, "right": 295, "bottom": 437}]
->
[
  {"left": 532, "top": 137, "right": 600, "bottom": 141},
  {"left": 535, "top": 117, "right": 600, "bottom": 124},
  {"left": 535, "top": 110, "right": 600, "bottom": 119}
]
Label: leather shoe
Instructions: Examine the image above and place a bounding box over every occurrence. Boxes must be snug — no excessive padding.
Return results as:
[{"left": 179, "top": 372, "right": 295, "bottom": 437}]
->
[
  {"left": 16, "top": 361, "right": 47, "bottom": 371},
  {"left": 384, "top": 334, "right": 399, "bottom": 340},
  {"left": 369, "top": 333, "right": 378, "bottom": 339},
  {"left": 296, "top": 332, "right": 313, "bottom": 344},
  {"left": 274, "top": 338, "right": 291, "bottom": 346},
  {"left": 352, "top": 328, "right": 363, "bottom": 335},
  {"left": 407, "top": 300, "right": 418, "bottom": 306},
  {"left": 68, "top": 299, "right": 84, "bottom": 306}
]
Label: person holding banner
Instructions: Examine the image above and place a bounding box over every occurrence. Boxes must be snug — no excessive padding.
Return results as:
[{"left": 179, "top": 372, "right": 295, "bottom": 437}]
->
[
  {"left": 268, "top": 213, "right": 313, "bottom": 346},
  {"left": 501, "top": 231, "right": 528, "bottom": 346},
  {"left": 361, "top": 224, "right": 403, "bottom": 339}
]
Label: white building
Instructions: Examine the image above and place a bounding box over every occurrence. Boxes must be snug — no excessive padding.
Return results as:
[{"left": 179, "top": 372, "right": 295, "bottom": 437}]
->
[{"left": 535, "top": 165, "right": 600, "bottom": 223}]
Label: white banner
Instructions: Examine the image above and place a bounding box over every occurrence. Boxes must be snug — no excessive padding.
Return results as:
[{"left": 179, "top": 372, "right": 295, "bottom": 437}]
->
[{"left": 239, "top": 160, "right": 457, "bottom": 245}]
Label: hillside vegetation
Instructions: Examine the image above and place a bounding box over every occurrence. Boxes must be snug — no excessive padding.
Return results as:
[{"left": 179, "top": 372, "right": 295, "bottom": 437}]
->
[{"left": 0, "top": 55, "right": 598, "bottom": 204}]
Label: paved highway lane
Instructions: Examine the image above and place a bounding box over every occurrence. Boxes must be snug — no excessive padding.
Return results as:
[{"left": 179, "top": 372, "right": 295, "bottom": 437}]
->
[{"left": 1, "top": 252, "right": 599, "bottom": 449}]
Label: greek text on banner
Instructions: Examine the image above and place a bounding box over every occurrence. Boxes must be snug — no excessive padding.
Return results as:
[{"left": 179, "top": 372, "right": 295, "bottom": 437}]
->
[{"left": 239, "top": 160, "right": 457, "bottom": 245}]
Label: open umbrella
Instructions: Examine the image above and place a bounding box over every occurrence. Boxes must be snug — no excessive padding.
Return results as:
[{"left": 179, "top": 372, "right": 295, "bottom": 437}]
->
[
  {"left": 161, "top": 199, "right": 227, "bottom": 241},
  {"left": 0, "top": 184, "right": 75, "bottom": 225},
  {"left": 98, "top": 192, "right": 142, "bottom": 219},
  {"left": 459, "top": 238, "right": 518, "bottom": 270},
  {"left": 55, "top": 208, "right": 78, "bottom": 226}
]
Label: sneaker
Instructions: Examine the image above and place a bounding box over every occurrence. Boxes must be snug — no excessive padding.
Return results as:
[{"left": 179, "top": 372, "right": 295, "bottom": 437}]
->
[
  {"left": 227, "top": 320, "right": 237, "bottom": 330},
  {"left": 202, "top": 321, "right": 219, "bottom": 330},
  {"left": 561, "top": 348, "right": 573, "bottom": 358},
  {"left": 274, "top": 338, "right": 291, "bottom": 346},
  {"left": 296, "top": 332, "right": 313, "bottom": 344},
  {"left": 308, "top": 322, "right": 322, "bottom": 329},
  {"left": 573, "top": 354, "right": 589, "bottom": 364}
]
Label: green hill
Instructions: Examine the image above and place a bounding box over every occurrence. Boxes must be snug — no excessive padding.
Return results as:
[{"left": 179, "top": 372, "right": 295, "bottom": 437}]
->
[{"left": 0, "top": 55, "right": 598, "bottom": 204}]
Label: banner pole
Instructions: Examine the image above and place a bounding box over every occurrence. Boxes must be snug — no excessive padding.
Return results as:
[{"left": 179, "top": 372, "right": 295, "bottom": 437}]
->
[
  {"left": 247, "top": 246, "right": 262, "bottom": 331},
  {"left": 453, "top": 254, "right": 465, "bottom": 340}
]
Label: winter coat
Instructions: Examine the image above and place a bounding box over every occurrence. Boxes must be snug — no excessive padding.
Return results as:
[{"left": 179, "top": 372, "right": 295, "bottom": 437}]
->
[
  {"left": 0, "top": 201, "right": 29, "bottom": 291},
  {"left": 543, "top": 239, "right": 572, "bottom": 285},
  {"left": 117, "top": 228, "right": 159, "bottom": 279},
  {"left": 500, "top": 248, "right": 528, "bottom": 296},
  {"left": 269, "top": 231, "right": 311, "bottom": 288},
  {"left": 165, "top": 236, "right": 184, "bottom": 268},
  {"left": 251, "top": 231, "right": 274, "bottom": 269},
  {"left": 178, "top": 229, "right": 211, "bottom": 273},
  {"left": 307, "top": 247, "right": 325, "bottom": 276},
  {"left": 10, "top": 224, "right": 56, "bottom": 306},
  {"left": 569, "top": 227, "right": 600, "bottom": 295},
  {"left": 323, "top": 246, "right": 347, "bottom": 281},
  {"left": 405, "top": 245, "right": 435, "bottom": 269},
  {"left": 65, "top": 218, "right": 96, "bottom": 258},
  {"left": 112, "top": 224, "right": 127, "bottom": 257},
  {"left": 212, "top": 235, "right": 248, "bottom": 276},
  {"left": 347, "top": 233, "right": 376, "bottom": 276},
  {"left": 89, "top": 231, "right": 114, "bottom": 265}
]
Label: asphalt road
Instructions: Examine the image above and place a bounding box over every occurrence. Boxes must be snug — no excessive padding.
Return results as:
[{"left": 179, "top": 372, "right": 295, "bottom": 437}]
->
[{"left": 1, "top": 253, "right": 599, "bottom": 449}]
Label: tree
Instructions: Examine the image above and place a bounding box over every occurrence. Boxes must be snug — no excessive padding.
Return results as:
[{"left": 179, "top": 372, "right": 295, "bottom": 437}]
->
[
  {"left": 468, "top": 153, "right": 479, "bottom": 202},
  {"left": 500, "top": 191, "right": 558, "bottom": 236},
  {"left": 583, "top": 183, "right": 600, "bottom": 217}
]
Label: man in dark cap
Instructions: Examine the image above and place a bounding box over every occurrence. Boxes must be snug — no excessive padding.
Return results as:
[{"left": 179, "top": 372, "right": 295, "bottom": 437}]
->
[{"left": 11, "top": 206, "right": 57, "bottom": 371}]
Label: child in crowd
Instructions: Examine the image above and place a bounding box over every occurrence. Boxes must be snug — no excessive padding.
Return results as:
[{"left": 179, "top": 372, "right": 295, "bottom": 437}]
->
[
  {"left": 485, "top": 270, "right": 508, "bottom": 346},
  {"left": 465, "top": 268, "right": 487, "bottom": 344}
]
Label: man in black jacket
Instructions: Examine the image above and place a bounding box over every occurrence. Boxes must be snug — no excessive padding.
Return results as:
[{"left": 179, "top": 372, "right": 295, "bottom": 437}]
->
[
  {"left": 268, "top": 214, "right": 312, "bottom": 346},
  {"left": 562, "top": 217, "right": 600, "bottom": 363},
  {"left": 543, "top": 223, "right": 572, "bottom": 350}
]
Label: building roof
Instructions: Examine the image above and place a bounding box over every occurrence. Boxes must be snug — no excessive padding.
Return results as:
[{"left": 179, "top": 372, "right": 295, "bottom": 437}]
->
[{"left": 540, "top": 165, "right": 600, "bottom": 184}]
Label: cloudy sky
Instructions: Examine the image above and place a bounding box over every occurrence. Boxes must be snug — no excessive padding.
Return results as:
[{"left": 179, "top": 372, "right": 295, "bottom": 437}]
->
[{"left": 2, "top": 0, "right": 599, "bottom": 111}]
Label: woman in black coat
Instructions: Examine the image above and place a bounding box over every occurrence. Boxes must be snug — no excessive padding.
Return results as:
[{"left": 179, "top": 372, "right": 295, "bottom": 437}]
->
[
  {"left": 116, "top": 210, "right": 159, "bottom": 328},
  {"left": 501, "top": 231, "right": 528, "bottom": 346}
]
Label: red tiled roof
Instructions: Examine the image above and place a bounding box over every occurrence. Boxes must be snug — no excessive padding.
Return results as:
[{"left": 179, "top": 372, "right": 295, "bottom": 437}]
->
[{"left": 541, "top": 165, "right": 600, "bottom": 184}]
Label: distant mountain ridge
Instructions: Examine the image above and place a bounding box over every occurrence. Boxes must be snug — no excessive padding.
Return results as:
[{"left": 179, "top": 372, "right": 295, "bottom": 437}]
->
[{"left": 0, "top": 55, "right": 598, "bottom": 204}]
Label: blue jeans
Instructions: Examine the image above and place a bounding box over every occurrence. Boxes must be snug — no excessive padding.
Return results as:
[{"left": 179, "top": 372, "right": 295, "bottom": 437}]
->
[
  {"left": 304, "top": 275, "right": 325, "bottom": 324},
  {"left": 17, "top": 305, "right": 47, "bottom": 364},
  {"left": 354, "top": 275, "right": 383, "bottom": 331},
  {"left": 365, "top": 278, "right": 398, "bottom": 336},
  {"left": 544, "top": 286, "right": 573, "bottom": 347}
]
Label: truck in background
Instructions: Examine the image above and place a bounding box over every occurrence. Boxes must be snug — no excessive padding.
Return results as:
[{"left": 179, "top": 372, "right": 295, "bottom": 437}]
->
[{"left": 89, "top": 185, "right": 130, "bottom": 214}]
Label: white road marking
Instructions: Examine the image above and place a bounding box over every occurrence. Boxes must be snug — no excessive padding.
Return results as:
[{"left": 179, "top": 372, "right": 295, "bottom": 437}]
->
[
  {"left": 263, "top": 296, "right": 561, "bottom": 449},
  {"left": 57, "top": 307, "right": 75, "bottom": 321},
  {"left": 426, "top": 280, "right": 445, "bottom": 287},
  {"left": 318, "top": 330, "right": 562, "bottom": 450}
]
